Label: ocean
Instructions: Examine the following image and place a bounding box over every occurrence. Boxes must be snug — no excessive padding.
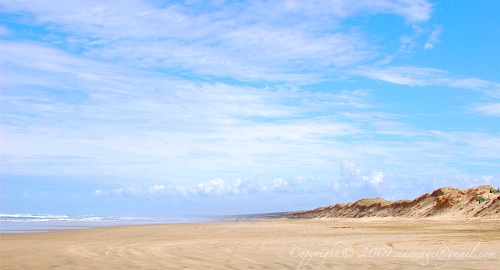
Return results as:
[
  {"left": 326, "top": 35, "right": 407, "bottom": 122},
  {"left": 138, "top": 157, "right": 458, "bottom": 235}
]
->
[{"left": 0, "top": 214, "right": 223, "bottom": 233}]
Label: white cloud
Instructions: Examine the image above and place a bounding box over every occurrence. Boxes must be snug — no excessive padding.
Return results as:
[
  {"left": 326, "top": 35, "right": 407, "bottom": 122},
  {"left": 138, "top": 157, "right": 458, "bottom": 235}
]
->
[
  {"left": 106, "top": 178, "right": 267, "bottom": 198},
  {"left": 339, "top": 161, "right": 385, "bottom": 187},
  {"left": 251, "top": 0, "right": 434, "bottom": 24},
  {"left": 354, "top": 66, "right": 500, "bottom": 97},
  {"left": 0, "top": 0, "right": 434, "bottom": 33},
  {"left": 470, "top": 103, "right": 500, "bottom": 116},
  {"left": 93, "top": 162, "right": 353, "bottom": 199},
  {"left": 369, "top": 171, "right": 385, "bottom": 185},
  {"left": 1, "top": 3, "right": 498, "bottom": 195},
  {"left": 1, "top": 40, "right": 498, "bottom": 183},
  {"left": 0, "top": 0, "right": 435, "bottom": 82},
  {"left": 342, "top": 111, "right": 404, "bottom": 120},
  {"left": 95, "top": 161, "right": 498, "bottom": 208},
  {"left": 424, "top": 25, "right": 442, "bottom": 49},
  {"left": 375, "top": 23, "right": 444, "bottom": 66},
  {"left": 111, "top": 186, "right": 140, "bottom": 196},
  {"left": 0, "top": 25, "right": 9, "bottom": 36},
  {"left": 340, "top": 161, "right": 361, "bottom": 182},
  {"left": 197, "top": 178, "right": 228, "bottom": 196}
]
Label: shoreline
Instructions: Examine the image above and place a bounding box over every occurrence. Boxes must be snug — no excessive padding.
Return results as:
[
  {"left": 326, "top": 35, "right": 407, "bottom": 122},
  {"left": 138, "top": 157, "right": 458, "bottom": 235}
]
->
[
  {"left": 0, "top": 212, "right": 287, "bottom": 234},
  {"left": 2, "top": 215, "right": 498, "bottom": 234}
]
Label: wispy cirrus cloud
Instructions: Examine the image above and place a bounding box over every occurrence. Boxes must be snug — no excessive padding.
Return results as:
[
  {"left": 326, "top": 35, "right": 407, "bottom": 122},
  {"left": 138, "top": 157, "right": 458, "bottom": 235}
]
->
[
  {"left": 424, "top": 25, "right": 442, "bottom": 49},
  {"left": 470, "top": 103, "right": 500, "bottom": 117},
  {"left": 0, "top": 0, "right": 436, "bottom": 83},
  {"left": 353, "top": 66, "right": 500, "bottom": 97},
  {"left": 0, "top": 25, "right": 8, "bottom": 35},
  {"left": 2, "top": 41, "right": 498, "bottom": 186}
]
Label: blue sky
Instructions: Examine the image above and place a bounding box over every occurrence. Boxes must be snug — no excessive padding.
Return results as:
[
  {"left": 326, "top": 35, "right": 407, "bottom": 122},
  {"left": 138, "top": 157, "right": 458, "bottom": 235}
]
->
[{"left": 0, "top": 0, "right": 499, "bottom": 216}]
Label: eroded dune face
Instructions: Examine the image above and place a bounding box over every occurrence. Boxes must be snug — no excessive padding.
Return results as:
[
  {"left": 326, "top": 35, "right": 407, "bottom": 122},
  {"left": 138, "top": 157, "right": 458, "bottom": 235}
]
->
[{"left": 280, "top": 185, "right": 500, "bottom": 219}]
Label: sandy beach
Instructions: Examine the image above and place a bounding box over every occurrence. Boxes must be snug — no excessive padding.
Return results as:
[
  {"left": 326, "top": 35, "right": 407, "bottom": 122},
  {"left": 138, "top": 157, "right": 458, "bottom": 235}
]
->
[{"left": 1, "top": 217, "right": 499, "bottom": 269}]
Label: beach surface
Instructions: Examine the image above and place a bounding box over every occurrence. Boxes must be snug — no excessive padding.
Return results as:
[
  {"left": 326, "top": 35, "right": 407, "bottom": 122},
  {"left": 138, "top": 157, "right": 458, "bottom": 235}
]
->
[{"left": 1, "top": 218, "right": 499, "bottom": 269}]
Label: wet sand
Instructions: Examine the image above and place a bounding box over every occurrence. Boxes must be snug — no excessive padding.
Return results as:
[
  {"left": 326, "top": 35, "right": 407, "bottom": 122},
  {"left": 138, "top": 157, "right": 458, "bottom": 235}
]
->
[{"left": 1, "top": 217, "right": 499, "bottom": 269}]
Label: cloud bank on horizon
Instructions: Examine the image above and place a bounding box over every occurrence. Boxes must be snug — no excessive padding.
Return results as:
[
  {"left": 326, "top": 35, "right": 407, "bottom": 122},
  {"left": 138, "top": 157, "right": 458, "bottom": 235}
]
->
[{"left": 0, "top": 0, "right": 499, "bottom": 216}]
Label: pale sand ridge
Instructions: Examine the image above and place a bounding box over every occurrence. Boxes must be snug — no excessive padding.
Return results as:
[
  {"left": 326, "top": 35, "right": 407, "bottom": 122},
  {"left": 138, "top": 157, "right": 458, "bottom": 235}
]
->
[{"left": 278, "top": 185, "right": 500, "bottom": 219}]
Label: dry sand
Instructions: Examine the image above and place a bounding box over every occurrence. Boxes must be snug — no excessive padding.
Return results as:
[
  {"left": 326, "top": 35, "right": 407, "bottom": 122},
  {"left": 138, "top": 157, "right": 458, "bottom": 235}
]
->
[{"left": 1, "top": 217, "right": 499, "bottom": 269}]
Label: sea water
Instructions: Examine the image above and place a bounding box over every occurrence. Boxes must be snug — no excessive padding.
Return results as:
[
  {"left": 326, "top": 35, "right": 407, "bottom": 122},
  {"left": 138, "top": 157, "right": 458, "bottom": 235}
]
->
[{"left": 0, "top": 214, "right": 222, "bottom": 233}]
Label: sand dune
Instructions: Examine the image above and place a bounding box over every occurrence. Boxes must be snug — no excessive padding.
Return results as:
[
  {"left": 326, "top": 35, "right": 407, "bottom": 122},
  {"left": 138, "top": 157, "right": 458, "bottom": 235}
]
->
[{"left": 278, "top": 185, "right": 500, "bottom": 219}]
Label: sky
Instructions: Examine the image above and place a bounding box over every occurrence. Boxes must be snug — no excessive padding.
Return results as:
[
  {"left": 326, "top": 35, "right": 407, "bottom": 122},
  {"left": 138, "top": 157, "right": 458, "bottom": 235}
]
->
[{"left": 0, "top": 0, "right": 499, "bottom": 217}]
